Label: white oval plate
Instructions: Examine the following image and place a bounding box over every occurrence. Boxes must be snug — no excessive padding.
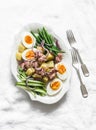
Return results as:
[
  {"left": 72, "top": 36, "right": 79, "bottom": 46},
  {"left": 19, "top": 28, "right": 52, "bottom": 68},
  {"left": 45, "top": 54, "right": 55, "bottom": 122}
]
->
[{"left": 11, "top": 23, "right": 72, "bottom": 104}]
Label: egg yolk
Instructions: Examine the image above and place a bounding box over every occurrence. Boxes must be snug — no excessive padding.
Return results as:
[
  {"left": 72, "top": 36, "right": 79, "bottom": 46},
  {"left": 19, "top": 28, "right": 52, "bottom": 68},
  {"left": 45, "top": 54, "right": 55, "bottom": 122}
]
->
[
  {"left": 57, "top": 64, "right": 66, "bottom": 74},
  {"left": 26, "top": 50, "right": 35, "bottom": 60},
  {"left": 25, "top": 35, "right": 33, "bottom": 44},
  {"left": 51, "top": 81, "right": 60, "bottom": 90}
]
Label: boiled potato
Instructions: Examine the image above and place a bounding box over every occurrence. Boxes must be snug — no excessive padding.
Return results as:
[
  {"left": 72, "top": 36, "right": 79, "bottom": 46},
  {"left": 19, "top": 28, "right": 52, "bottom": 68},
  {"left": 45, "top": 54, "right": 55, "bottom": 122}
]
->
[
  {"left": 46, "top": 53, "right": 54, "bottom": 61},
  {"left": 47, "top": 61, "right": 54, "bottom": 68},
  {"left": 43, "top": 76, "right": 49, "bottom": 83},
  {"left": 32, "top": 74, "right": 42, "bottom": 79},
  {"left": 26, "top": 68, "right": 35, "bottom": 76},
  {"left": 18, "top": 43, "right": 26, "bottom": 53},
  {"left": 16, "top": 52, "right": 22, "bottom": 61},
  {"left": 40, "top": 63, "right": 48, "bottom": 70},
  {"left": 37, "top": 46, "right": 44, "bottom": 53},
  {"left": 46, "top": 68, "right": 51, "bottom": 72}
]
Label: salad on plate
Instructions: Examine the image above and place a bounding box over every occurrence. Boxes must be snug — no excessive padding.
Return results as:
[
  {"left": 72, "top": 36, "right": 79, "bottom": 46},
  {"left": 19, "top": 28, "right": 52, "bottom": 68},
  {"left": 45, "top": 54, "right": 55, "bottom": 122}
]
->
[{"left": 15, "top": 27, "right": 68, "bottom": 97}]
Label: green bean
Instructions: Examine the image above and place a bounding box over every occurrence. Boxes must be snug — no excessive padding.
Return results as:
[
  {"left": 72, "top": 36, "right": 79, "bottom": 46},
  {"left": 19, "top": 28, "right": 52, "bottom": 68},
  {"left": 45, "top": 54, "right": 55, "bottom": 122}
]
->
[
  {"left": 18, "top": 85, "right": 36, "bottom": 96},
  {"left": 38, "top": 29, "right": 44, "bottom": 39},
  {"left": 16, "top": 82, "right": 45, "bottom": 87},
  {"left": 27, "top": 79, "right": 45, "bottom": 85},
  {"left": 30, "top": 27, "right": 64, "bottom": 56},
  {"left": 42, "top": 27, "right": 54, "bottom": 45},
  {"left": 37, "top": 36, "right": 42, "bottom": 43},
  {"left": 43, "top": 27, "right": 52, "bottom": 44},
  {"left": 18, "top": 68, "right": 26, "bottom": 78},
  {"left": 30, "top": 31, "right": 37, "bottom": 39},
  {"left": 31, "top": 31, "right": 40, "bottom": 43},
  {"left": 38, "top": 35, "right": 42, "bottom": 41},
  {"left": 17, "top": 75, "right": 25, "bottom": 81},
  {"left": 36, "top": 37, "right": 41, "bottom": 43},
  {"left": 34, "top": 88, "right": 47, "bottom": 95},
  {"left": 40, "top": 29, "right": 48, "bottom": 43},
  {"left": 18, "top": 66, "right": 23, "bottom": 72}
]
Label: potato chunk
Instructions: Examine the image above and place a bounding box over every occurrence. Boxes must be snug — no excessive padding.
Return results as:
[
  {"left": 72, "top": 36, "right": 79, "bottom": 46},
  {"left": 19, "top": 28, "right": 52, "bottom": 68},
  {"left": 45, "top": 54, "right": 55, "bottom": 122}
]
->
[
  {"left": 32, "top": 74, "right": 42, "bottom": 79},
  {"left": 26, "top": 68, "right": 35, "bottom": 76},
  {"left": 18, "top": 43, "right": 26, "bottom": 53},
  {"left": 47, "top": 61, "right": 54, "bottom": 68},
  {"left": 37, "top": 46, "right": 44, "bottom": 53},
  {"left": 40, "top": 63, "right": 48, "bottom": 70},
  {"left": 43, "top": 76, "right": 49, "bottom": 83},
  {"left": 46, "top": 53, "right": 54, "bottom": 61},
  {"left": 16, "top": 52, "right": 22, "bottom": 61}
]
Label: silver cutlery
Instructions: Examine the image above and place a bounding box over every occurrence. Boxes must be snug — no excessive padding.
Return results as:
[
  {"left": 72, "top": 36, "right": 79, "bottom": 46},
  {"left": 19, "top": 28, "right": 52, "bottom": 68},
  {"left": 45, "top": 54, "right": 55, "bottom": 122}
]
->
[
  {"left": 66, "top": 30, "right": 89, "bottom": 77},
  {"left": 71, "top": 49, "right": 88, "bottom": 98}
]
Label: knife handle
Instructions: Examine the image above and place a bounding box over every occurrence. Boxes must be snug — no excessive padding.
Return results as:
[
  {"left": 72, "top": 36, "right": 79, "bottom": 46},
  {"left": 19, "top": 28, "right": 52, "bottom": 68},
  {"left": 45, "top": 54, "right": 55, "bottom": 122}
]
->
[{"left": 81, "top": 64, "right": 89, "bottom": 77}]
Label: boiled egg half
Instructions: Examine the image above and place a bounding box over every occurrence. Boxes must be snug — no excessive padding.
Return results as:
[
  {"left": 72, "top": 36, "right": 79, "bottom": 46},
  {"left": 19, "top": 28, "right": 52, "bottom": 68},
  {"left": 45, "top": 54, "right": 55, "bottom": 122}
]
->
[
  {"left": 47, "top": 78, "right": 63, "bottom": 96},
  {"left": 22, "top": 49, "right": 35, "bottom": 61},
  {"left": 55, "top": 62, "right": 68, "bottom": 81},
  {"left": 22, "top": 32, "right": 36, "bottom": 48}
]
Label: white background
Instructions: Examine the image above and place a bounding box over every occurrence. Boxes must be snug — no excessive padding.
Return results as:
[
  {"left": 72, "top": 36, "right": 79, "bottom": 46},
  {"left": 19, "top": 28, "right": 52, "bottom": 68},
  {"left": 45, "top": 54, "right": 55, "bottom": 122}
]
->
[{"left": 0, "top": 0, "right": 96, "bottom": 130}]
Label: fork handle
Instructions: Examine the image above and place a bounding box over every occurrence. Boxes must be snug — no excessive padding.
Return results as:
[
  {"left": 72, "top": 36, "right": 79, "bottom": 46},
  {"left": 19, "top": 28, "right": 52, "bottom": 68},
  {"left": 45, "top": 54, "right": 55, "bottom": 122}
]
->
[
  {"left": 73, "top": 48, "right": 89, "bottom": 77},
  {"left": 81, "top": 64, "right": 89, "bottom": 77},
  {"left": 76, "top": 70, "right": 88, "bottom": 98},
  {"left": 80, "top": 84, "right": 88, "bottom": 98}
]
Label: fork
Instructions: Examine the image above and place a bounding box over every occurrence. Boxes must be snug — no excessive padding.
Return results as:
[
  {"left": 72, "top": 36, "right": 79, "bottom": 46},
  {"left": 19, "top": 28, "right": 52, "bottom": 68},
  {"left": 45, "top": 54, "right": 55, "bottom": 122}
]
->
[
  {"left": 66, "top": 30, "right": 89, "bottom": 77},
  {"left": 71, "top": 49, "right": 88, "bottom": 98}
]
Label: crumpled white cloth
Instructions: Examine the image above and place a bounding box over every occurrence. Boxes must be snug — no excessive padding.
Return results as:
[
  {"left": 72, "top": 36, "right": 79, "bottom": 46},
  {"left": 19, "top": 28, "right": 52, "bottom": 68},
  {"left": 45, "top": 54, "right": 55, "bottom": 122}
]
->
[{"left": 0, "top": 0, "right": 96, "bottom": 130}]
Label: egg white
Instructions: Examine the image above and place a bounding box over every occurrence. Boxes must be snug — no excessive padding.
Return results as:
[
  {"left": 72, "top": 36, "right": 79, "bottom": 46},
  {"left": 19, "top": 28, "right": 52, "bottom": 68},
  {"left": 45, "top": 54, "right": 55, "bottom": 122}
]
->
[
  {"left": 22, "top": 32, "right": 36, "bottom": 48},
  {"left": 22, "top": 49, "right": 35, "bottom": 61},
  {"left": 47, "top": 78, "right": 63, "bottom": 96},
  {"left": 55, "top": 62, "right": 68, "bottom": 81}
]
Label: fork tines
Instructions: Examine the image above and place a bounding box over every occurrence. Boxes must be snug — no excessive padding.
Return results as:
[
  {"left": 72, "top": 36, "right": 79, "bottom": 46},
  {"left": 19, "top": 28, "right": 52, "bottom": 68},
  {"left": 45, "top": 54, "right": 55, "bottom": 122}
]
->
[{"left": 66, "top": 30, "right": 76, "bottom": 44}]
